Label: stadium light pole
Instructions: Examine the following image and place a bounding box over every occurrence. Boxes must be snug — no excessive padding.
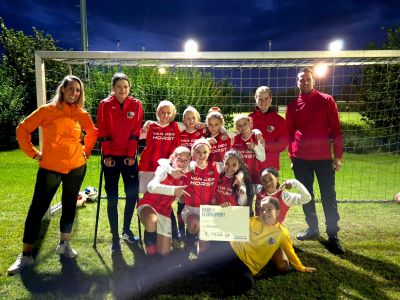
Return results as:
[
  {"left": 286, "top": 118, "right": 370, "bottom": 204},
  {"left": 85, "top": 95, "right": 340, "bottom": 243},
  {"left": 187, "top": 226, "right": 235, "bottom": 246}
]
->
[
  {"left": 329, "top": 39, "right": 344, "bottom": 95},
  {"left": 267, "top": 40, "right": 272, "bottom": 85},
  {"left": 80, "top": 0, "right": 88, "bottom": 78}
]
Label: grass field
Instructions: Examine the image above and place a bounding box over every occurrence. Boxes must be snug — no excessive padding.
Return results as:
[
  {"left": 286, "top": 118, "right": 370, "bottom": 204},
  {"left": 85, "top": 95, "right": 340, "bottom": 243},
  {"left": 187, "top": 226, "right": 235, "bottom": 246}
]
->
[{"left": 1, "top": 150, "right": 400, "bottom": 299}]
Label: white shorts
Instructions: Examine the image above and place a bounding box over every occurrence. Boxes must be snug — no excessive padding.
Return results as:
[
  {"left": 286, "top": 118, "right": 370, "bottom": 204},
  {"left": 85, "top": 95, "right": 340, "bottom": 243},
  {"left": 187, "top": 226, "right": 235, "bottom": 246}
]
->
[
  {"left": 139, "top": 171, "right": 154, "bottom": 195},
  {"left": 137, "top": 204, "right": 172, "bottom": 238},
  {"left": 181, "top": 205, "right": 200, "bottom": 224}
]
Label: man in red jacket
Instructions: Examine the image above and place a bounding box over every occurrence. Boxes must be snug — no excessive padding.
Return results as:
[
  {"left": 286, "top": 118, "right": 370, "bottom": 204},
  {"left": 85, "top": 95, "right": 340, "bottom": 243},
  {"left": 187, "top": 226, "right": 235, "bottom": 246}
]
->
[{"left": 285, "top": 67, "right": 345, "bottom": 255}]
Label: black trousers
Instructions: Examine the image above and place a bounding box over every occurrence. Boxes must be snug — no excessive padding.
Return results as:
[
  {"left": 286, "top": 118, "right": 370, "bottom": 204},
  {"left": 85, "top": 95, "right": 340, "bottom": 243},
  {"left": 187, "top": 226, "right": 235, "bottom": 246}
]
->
[
  {"left": 103, "top": 156, "right": 139, "bottom": 236},
  {"left": 23, "top": 165, "right": 86, "bottom": 244},
  {"left": 292, "top": 158, "right": 340, "bottom": 237}
]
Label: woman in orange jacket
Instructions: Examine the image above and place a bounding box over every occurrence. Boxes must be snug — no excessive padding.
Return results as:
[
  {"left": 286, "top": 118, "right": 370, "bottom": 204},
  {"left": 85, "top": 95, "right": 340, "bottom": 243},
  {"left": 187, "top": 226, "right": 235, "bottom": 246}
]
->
[{"left": 7, "top": 75, "right": 97, "bottom": 275}]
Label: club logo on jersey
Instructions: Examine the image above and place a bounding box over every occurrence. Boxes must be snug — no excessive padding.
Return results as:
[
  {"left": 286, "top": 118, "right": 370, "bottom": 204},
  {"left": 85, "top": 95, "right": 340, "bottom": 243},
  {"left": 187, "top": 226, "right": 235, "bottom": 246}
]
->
[
  {"left": 267, "top": 237, "right": 276, "bottom": 245},
  {"left": 127, "top": 112, "right": 135, "bottom": 119},
  {"left": 209, "top": 171, "right": 214, "bottom": 176},
  {"left": 267, "top": 125, "right": 275, "bottom": 132}
]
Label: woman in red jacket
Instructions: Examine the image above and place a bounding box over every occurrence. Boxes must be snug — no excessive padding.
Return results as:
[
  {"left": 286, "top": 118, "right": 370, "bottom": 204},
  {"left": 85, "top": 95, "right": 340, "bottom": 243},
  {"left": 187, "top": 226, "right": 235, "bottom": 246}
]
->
[
  {"left": 8, "top": 75, "right": 97, "bottom": 275},
  {"left": 97, "top": 73, "right": 144, "bottom": 251}
]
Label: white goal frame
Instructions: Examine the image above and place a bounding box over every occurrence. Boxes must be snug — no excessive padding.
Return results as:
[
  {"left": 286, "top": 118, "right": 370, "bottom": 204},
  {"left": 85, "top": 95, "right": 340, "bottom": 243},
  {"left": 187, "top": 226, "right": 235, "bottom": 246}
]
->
[{"left": 34, "top": 50, "right": 400, "bottom": 216}]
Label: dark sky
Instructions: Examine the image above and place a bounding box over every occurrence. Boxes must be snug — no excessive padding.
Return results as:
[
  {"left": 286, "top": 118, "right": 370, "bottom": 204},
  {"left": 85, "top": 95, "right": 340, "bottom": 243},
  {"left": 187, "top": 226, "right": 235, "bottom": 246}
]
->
[{"left": 1, "top": 0, "right": 399, "bottom": 51}]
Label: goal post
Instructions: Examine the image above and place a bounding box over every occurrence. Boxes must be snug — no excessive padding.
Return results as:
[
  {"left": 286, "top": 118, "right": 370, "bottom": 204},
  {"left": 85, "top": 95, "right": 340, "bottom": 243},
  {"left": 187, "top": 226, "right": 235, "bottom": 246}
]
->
[{"left": 35, "top": 50, "right": 400, "bottom": 204}]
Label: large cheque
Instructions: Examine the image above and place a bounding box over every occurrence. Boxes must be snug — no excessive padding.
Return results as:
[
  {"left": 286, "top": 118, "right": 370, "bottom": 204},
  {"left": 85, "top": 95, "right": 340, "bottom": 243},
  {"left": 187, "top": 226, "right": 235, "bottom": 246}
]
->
[{"left": 199, "top": 205, "right": 249, "bottom": 242}]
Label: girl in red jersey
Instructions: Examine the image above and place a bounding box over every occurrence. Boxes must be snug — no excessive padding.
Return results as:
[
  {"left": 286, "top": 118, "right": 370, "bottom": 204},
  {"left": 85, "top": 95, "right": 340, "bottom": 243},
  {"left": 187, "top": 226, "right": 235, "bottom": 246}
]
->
[
  {"left": 214, "top": 150, "right": 254, "bottom": 215},
  {"left": 232, "top": 114, "right": 266, "bottom": 185},
  {"left": 249, "top": 86, "right": 288, "bottom": 171},
  {"left": 181, "top": 139, "right": 219, "bottom": 255},
  {"left": 205, "top": 111, "right": 232, "bottom": 163},
  {"left": 254, "top": 168, "right": 311, "bottom": 223},
  {"left": 180, "top": 106, "right": 205, "bottom": 148},
  {"left": 183, "top": 140, "right": 246, "bottom": 255},
  {"left": 174, "top": 106, "right": 205, "bottom": 242},
  {"left": 158, "top": 139, "right": 244, "bottom": 255},
  {"left": 139, "top": 100, "right": 181, "bottom": 194},
  {"left": 97, "top": 73, "right": 143, "bottom": 251},
  {"left": 137, "top": 146, "right": 191, "bottom": 256}
]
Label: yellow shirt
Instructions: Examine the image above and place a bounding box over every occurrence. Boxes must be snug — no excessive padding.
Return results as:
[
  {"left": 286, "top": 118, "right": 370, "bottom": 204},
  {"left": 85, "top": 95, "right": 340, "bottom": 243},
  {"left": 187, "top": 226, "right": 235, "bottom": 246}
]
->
[{"left": 230, "top": 217, "right": 305, "bottom": 275}]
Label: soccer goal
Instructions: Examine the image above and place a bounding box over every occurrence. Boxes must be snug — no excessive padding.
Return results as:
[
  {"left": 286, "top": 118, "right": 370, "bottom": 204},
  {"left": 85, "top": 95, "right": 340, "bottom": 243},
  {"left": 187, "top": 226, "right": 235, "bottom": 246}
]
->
[{"left": 35, "top": 50, "right": 400, "bottom": 208}]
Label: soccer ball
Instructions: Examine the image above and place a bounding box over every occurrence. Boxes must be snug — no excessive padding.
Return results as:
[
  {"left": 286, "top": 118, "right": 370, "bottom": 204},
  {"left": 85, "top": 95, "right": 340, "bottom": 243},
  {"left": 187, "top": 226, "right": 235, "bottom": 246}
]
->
[
  {"left": 76, "top": 191, "right": 88, "bottom": 207},
  {"left": 395, "top": 192, "right": 400, "bottom": 204},
  {"left": 84, "top": 186, "right": 98, "bottom": 202}
]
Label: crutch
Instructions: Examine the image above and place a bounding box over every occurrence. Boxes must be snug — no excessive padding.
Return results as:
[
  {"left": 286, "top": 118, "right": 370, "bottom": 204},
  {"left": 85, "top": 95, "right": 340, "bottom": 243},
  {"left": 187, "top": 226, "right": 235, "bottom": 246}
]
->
[{"left": 93, "top": 153, "right": 104, "bottom": 249}]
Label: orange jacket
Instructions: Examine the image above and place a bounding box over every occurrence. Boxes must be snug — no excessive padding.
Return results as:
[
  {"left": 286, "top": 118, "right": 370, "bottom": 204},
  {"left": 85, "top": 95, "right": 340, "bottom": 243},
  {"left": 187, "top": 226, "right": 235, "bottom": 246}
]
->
[{"left": 16, "top": 102, "right": 98, "bottom": 174}]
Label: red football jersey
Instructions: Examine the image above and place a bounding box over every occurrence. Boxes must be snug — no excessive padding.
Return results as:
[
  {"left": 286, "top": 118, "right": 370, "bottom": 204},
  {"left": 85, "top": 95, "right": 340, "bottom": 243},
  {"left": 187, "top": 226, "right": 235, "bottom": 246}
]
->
[
  {"left": 97, "top": 95, "right": 143, "bottom": 157},
  {"left": 180, "top": 128, "right": 204, "bottom": 149},
  {"left": 215, "top": 175, "right": 237, "bottom": 206},
  {"left": 249, "top": 108, "right": 287, "bottom": 170},
  {"left": 208, "top": 133, "right": 231, "bottom": 163},
  {"left": 255, "top": 188, "right": 289, "bottom": 223},
  {"left": 232, "top": 133, "right": 261, "bottom": 184},
  {"left": 185, "top": 162, "right": 220, "bottom": 207},
  {"left": 137, "top": 173, "right": 189, "bottom": 217},
  {"left": 139, "top": 122, "right": 181, "bottom": 172}
]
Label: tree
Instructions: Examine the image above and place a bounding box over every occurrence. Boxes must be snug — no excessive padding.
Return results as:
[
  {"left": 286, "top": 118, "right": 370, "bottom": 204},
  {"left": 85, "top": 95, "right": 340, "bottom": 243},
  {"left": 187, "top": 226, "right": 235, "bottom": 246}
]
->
[
  {"left": 0, "top": 18, "right": 68, "bottom": 117},
  {"left": 360, "top": 27, "right": 400, "bottom": 147},
  {"left": 0, "top": 65, "right": 26, "bottom": 149},
  {"left": 84, "top": 66, "right": 236, "bottom": 124}
]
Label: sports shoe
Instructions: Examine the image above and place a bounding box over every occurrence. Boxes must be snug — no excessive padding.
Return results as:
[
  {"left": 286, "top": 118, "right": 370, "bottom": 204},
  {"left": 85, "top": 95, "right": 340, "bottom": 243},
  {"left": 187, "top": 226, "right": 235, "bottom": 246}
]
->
[
  {"left": 178, "top": 228, "right": 186, "bottom": 240},
  {"left": 297, "top": 228, "right": 320, "bottom": 241},
  {"left": 172, "top": 238, "right": 184, "bottom": 250},
  {"left": 56, "top": 241, "right": 77, "bottom": 258},
  {"left": 327, "top": 236, "right": 345, "bottom": 255},
  {"left": 121, "top": 230, "right": 139, "bottom": 244},
  {"left": 145, "top": 244, "right": 157, "bottom": 256},
  {"left": 111, "top": 237, "right": 121, "bottom": 252},
  {"left": 7, "top": 253, "right": 34, "bottom": 275}
]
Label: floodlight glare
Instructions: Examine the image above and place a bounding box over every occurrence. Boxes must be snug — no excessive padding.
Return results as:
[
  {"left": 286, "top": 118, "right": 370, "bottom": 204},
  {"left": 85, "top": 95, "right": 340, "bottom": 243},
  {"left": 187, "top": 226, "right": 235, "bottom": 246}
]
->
[
  {"left": 184, "top": 39, "right": 199, "bottom": 56},
  {"left": 314, "top": 63, "right": 328, "bottom": 77},
  {"left": 329, "top": 39, "right": 344, "bottom": 52}
]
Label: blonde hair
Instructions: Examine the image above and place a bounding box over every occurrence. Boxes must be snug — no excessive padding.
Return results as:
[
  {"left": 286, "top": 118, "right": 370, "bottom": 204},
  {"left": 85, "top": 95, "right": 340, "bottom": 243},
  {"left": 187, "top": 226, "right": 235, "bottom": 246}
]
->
[
  {"left": 156, "top": 100, "right": 177, "bottom": 122},
  {"left": 206, "top": 111, "right": 225, "bottom": 127},
  {"left": 183, "top": 106, "right": 201, "bottom": 123},
  {"left": 171, "top": 146, "right": 191, "bottom": 158},
  {"left": 191, "top": 138, "right": 211, "bottom": 157},
  {"left": 233, "top": 114, "right": 251, "bottom": 126},
  {"left": 51, "top": 75, "right": 85, "bottom": 108},
  {"left": 254, "top": 86, "right": 272, "bottom": 100}
]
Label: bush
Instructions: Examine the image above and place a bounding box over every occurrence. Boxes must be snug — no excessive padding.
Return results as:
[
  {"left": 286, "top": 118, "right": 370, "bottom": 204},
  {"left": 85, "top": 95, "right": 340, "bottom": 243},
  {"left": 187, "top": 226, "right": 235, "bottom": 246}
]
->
[{"left": 0, "top": 66, "right": 26, "bottom": 149}]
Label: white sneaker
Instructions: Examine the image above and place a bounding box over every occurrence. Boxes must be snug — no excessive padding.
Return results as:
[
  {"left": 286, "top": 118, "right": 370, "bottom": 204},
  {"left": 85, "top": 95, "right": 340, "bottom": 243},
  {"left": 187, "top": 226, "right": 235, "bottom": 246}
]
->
[
  {"left": 7, "top": 253, "right": 34, "bottom": 275},
  {"left": 55, "top": 241, "right": 77, "bottom": 258}
]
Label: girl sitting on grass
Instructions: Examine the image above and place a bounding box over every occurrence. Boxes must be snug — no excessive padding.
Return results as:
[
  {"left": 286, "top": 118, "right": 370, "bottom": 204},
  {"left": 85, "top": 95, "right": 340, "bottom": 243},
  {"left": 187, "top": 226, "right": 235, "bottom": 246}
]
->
[{"left": 197, "top": 196, "right": 315, "bottom": 293}]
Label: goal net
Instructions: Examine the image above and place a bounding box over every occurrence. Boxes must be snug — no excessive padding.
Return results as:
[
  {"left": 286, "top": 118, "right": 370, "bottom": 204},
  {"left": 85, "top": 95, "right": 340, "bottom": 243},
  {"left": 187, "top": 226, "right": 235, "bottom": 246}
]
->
[{"left": 35, "top": 50, "right": 400, "bottom": 204}]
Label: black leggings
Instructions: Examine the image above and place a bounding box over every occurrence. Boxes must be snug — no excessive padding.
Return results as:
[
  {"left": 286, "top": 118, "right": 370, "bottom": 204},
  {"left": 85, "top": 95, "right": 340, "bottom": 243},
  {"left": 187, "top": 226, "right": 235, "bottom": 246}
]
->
[{"left": 22, "top": 165, "right": 86, "bottom": 244}]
